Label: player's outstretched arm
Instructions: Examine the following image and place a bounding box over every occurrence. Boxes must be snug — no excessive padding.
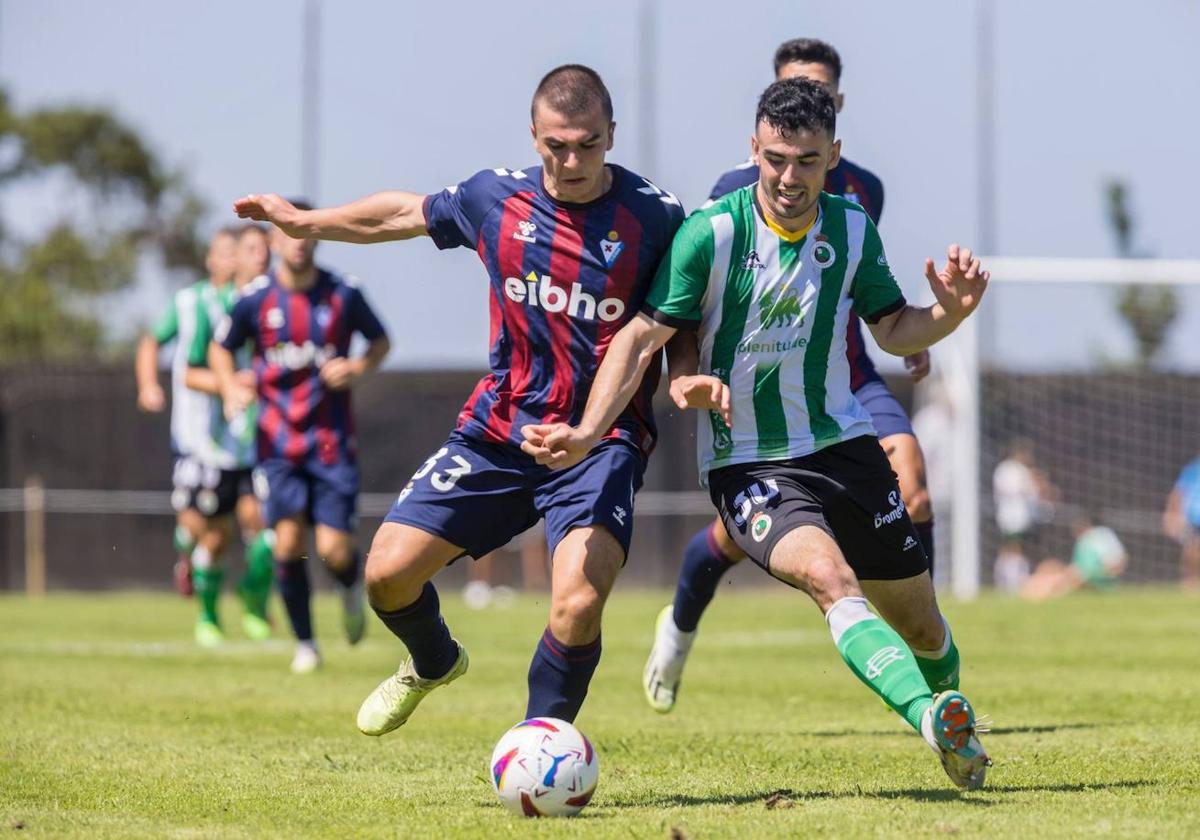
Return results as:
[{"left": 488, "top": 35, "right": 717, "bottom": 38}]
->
[
  {"left": 521, "top": 313, "right": 677, "bottom": 470},
  {"left": 868, "top": 244, "right": 990, "bottom": 356},
  {"left": 233, "top": 192, "right": 429, "bottom": 243}
]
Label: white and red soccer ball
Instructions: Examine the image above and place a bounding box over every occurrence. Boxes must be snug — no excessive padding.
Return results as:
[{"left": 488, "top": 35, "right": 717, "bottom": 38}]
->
[{"left": 490, "top": 717, "right": 599, "bottom": 817}]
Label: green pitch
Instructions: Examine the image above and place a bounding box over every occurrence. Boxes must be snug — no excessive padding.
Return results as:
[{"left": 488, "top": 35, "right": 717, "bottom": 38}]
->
[{"left": 2, "top": 588, "right": 1197, "bottom": 838}]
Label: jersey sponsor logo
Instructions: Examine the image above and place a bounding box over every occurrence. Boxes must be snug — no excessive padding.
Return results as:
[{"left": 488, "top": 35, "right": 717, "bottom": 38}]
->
[
  {"left": 865, "top": 646, "right": 905, "bottom": 679},
  {"left": 599, "top": 230, "right": 624, "bottom": 267},
  {"left": 874, "top": 489, "right": 906, "bottom": 529},
  {"left": 503, "top": 271, "right": 627, "bottom": 323},
  {"left": 758, "top": 287, "right": 805, "bottom": 330},
  {"left": 741, "top": 250, "right": 765, "bottom": 271},
  {"left": 751, "top": 511, "right": 772, "bottom": 543},
  {"left": 732, "top": 478, "right": 780, "bottom": 528},
  {"left": 264, "top": 340, "right": 337, "bottom": 371},
  {"left": 514, "top": 220, "right": 538, "bottom": 244}
]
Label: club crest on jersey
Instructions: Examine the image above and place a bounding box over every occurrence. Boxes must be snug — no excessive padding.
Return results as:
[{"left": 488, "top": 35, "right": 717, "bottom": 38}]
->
[
  {"left": 599, "top": 230, "right": 624, "bottom": 267},
  {"left": 843, "top": 185, "right": 862, "bottom": 205},
  {"left": 265, "top": 307, "right": 285, "bottom": 329},
  {"left": 314, "top": 305, "right": 332, "bottom": 329},
  {"left": 811, "top": 235, "right": 837, "bottom": 269},
  {"left": 513, "top": 220, "right": 537, "bottom": 244}
]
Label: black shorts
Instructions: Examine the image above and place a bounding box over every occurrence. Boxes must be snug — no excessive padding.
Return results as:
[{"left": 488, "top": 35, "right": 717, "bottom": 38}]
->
[
  {"left": 708, "top": 435, "right": 928, "bottom": 581},
  {"left": 171, "top": 456, "right": 253, "bottom": 518}
]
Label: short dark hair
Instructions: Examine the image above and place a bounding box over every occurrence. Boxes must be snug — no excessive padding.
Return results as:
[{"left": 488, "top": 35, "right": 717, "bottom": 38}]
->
[
  {"left": 531, "top": 64, "right": 613, "bottom": 122},
  {"left": 773, "top": 38, "right": 842, "bottom": 81},
  {"left": 213, "top": 225, "right": 240, "bottom": 240},
  {"left": 755, "top": 77, "right": 836, "bottom": 138},
  {"left": 237, "top": 222, "right": 268, "bottom": 240}
]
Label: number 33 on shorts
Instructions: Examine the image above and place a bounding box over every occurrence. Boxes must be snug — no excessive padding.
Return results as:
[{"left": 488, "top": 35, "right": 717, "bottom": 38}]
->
[{"left": 397, "top": 446, "right": 474, "bottom": 503}]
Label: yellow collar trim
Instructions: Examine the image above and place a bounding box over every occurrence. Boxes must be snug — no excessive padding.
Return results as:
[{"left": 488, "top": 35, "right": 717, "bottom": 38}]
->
[{"left": 761, "top": 205, "right": 818, "bottom": 243}]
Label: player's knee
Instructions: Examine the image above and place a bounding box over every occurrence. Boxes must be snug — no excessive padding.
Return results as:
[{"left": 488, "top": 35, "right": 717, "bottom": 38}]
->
[
  {"left": 797, "top": 553, "right": 857, "bottom": 601},
  {"left": 896, "top": 614, "right": 946, "bottom": 652},
  {"left": 550, "top": 586, "right": 605, "bottom": 634}
]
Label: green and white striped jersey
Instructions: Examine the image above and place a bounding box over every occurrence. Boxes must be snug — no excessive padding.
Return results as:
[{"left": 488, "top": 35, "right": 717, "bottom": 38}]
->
[
  {"left": 187, "top": 280, "right": 258, "bottom": 470},
  {"left": 152, "top": 280, "right": 216, "bottom": 459},
  {"left": 643, "top": 187, "right": 905, "bottom": 484}
]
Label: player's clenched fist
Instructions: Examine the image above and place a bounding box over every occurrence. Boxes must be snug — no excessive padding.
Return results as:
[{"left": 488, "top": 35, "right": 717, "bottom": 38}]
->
[
  {"left": 520, "top": 423, "right": 593, "bottom": 471},
  {"left": 669, "top": 374, "right": 733, "bottom": 427},
  {"left": 233, "top": 194, "right": 308, "bottom": 239}
]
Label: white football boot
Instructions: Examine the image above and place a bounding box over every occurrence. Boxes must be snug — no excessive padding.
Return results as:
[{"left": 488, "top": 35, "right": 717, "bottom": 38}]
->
[
  {"left": 921, "top": 690, "right": 992, "bottom": 790},
  {"left": 356, "top": 641, "right": 469, "bottom": 736},
  {"left": 642, "top": 605, "right": 697, "bottom": 713}
]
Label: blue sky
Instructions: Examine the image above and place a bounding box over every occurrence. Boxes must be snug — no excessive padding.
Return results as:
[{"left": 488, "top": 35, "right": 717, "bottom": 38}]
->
[{"left": 3, "top": 0, "right": 1198, "bottom": 370}]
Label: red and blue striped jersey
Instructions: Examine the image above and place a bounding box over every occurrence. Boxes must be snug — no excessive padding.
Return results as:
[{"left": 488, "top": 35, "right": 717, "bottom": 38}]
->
[
  {"left": 217, "top": 268, "right": 387, "bottom": 466},
  {"left": 423, "top": 164, "right": 685, "bottom": 455},
  {"left": 707, "top": 156, "right": 885, "bottom": 391}
]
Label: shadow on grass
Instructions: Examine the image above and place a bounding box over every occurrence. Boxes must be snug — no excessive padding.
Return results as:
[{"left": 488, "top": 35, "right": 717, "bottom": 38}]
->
[
  {"left": 618, "top": 778, "right": 1153, "bottom": 809},
  {"left": 801, "top": 722, "right": 1105, "bottom": 738}
]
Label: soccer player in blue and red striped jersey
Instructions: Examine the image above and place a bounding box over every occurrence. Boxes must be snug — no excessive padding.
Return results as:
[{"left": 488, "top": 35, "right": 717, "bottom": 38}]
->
[
  {"left": 642, "top": 38, "right": 942, "bottom": 715},
  {"left": 212, "top": 214, "right": 391, "bottom": 673},
  {"left": 234, "top": 65, "right": 684, "bottom": 734}
]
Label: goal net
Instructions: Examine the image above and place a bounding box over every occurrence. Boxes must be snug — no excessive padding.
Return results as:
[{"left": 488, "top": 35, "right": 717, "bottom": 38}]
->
[{"left": 922, "top": 258, "right": 1200, "bottom": 599}]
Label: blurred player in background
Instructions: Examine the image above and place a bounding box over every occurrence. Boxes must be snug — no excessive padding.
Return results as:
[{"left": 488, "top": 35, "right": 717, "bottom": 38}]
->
[
  {"left": 1163, "top": 455, "right": 1200, "bottom": 588},
  {"left": 644, "top": 37, "right": 938, "bottom": 715},
  {"left": 1021, "top": 511, "right": 1128, "bottom": 600},
  {"left": 212, "top": 208, "right": 391, "bottom": 672},
  {"left": 135, "top": 228, "right": 239, "bottom": 599},
  {"left": 235, "top": 64, "right": 684, "bottom": 733},
  {"left": 525, "top": 78, "right": 992, "bottom": 790},
  {"left": 182, "top": 223, "right": 277, "bottom": 643},
  {"left": 993, "top": 438, "right": 1058, "bottom": 592}
]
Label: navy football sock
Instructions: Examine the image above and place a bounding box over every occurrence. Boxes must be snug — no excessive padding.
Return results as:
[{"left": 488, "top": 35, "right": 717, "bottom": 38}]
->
[
  {"left": 275, "top": 558, "right": 314, "bottom": 642},
  {"left": 672, "top": 525, "right": 736, "bottom": 632},
  {"left": 914, "top": 519, "right": 935, "bottom": 577},
  {"left": 327, "top": 550, "right": 361, "bottom": 589},
  {"left": 525, "top": 628, "right": 602, "bottom": 722},
  {"left": 373, "top": 582, "right": 459, "bottom": 680}
]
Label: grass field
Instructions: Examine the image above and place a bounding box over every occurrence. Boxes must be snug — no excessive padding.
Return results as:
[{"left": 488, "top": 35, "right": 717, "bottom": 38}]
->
[{"left": 2, "top": 587, "right": 1198, "bottom": 838}]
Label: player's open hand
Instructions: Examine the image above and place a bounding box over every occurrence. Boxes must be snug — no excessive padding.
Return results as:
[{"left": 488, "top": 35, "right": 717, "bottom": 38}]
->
[
  {"left": 520, "top": 423, "right": 593, "bottom": 471},
  {"left": 319, "top": 357, "right": 360, "bottom": 391},
  {"left": 904, "top": 350, "right": 931, "bottom": 383},
  {"left": 137, "top": 383, "right": 166, "bottom": 413},
  {"left": 669, "top": 374, "right": 732, "bottom": 427},
  {"left": 924, "top": 244, "right": 989, "bottom": 322},
  {"left": 233, "top": 194, "right": 307, "bottom": 239}
]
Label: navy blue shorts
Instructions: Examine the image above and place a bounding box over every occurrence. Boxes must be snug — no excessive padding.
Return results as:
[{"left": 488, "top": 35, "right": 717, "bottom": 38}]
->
[
  {"left": 854, "top": 379, "right": 915, "bottom": 440},
  {"left": 384, "top": 432, "right": 644, "bottom": 560},
  {"left": 254, "top": 457, "right": 359, "bottom": 533}
]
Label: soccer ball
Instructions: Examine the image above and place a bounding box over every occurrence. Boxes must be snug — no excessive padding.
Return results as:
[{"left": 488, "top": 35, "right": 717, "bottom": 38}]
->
[{"left": 489, "top": 717, "right": 599, "bottom": 817}]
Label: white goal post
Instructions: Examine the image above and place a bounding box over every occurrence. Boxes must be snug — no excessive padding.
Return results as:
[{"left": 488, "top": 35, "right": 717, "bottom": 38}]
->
[{"left": 942, "top": 257, "right": 1200, "bottom": 600}]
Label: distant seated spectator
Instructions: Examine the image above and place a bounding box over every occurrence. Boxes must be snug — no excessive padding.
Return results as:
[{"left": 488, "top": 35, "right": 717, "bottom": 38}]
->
[
  {"left": 993, "top": 438, "right": 1058, "bottom": 593},
  {"left": 1022, "top": 512, "right": 1127, "bottom": 601},
  {"left": 1162, "top": 455, "right": 1200, "bottom": 589}
]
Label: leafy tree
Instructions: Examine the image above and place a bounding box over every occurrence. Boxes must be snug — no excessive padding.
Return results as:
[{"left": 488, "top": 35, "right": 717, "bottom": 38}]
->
[
  {"left": 1106, "top": 180, "right": 1178, "bottom": 369},
  {"left": 0, "top": 89, "right": 206, "bottom": 362}
]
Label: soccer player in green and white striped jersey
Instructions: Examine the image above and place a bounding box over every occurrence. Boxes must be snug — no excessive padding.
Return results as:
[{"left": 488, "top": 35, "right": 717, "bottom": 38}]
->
[
  {"left": 521, "top": 78, "right": 992, "bottom": 790},
  {"left": 135, "top": 229, "right": 239, "bottom": 601}
]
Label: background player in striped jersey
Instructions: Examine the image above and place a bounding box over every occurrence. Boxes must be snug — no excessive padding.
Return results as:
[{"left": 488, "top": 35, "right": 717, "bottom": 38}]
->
[
  {"left": 648, "top": 37, "right": 941, "bottom": 713},
  {"left": 135, "top": 228, "right": 239, "bottom": 599},
  {"left": 212, "top": 210, "right": 391, "bottom": 672},
  {"left": 234, "top": 65, "right": 684, "bottom": 735},
  {"left": 525, "top": 78, "right": 991, "bottom": 790},
  {"left": 182, "top": 223, "right": 277, "bottom": 643}
]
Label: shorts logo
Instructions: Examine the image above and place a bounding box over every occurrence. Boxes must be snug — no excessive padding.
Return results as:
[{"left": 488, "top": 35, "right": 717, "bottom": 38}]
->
[
  {"left": 865, "top": 646, "right": 905, "bottom": 679},
  {"left": 197, "top": 489, "right": 219, "bottom": 517},
  {"left": 751, "top": 512, "right": 772, "bottom": 543},
  {"left": 732, "top": 478, "right": 780, "bottom": 527},
  {"left": 902, "top": 535, "right": 918, "bottom": 552},
  {"left": 513, "top": 220, "right": 537, "bottom": 243},
  {"left": 874, "top": 490, "right": 906, "bottom": 529},
  {"left": 612, "top": 505, "right": 627, "bottom": 526},
  {"left": 812, "top": 237, "right": 837, "bottom": 269}
]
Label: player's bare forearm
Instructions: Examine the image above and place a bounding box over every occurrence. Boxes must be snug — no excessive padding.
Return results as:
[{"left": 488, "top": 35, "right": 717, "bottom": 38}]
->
[
  {"left": 356, "top": 337, "right": 391, "bottom": 377},
  {"left": 135, "top": 334, "right": 160, "bottom": 392},
  {"left": 304, "top": 192, "right": 429, "bottom": 243},
  {"left": 184, "top": 366, "right": 221, "bottom": 395},
  {"left": 665, "top": 331, "right": 700, "bottom": 381},
  {"left": 868, "top": 304, "right": 961, "bottom": 357},
  {"left": 209, "top": 343, "right": 238, "bottom": 396},
  {"left": 577, "top": 314, "right": 676, "bottom": 442}
]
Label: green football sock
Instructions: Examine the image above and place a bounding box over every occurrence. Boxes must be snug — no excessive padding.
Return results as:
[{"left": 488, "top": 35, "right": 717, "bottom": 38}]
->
[
  {"left": 192, "top": 545, "right": 224, "bottom": 626},
  {"left": 238, "top": 530, "right": 275, "bottom": 618},
  {"left": 174, "top": 524, "right": 197, "bottom": 556},
  {"left": 913, "top": 618, "right": 961, "bottom": 693},
  {"left": 828, "top": 597, "right": 932, "bottom": 733}
]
